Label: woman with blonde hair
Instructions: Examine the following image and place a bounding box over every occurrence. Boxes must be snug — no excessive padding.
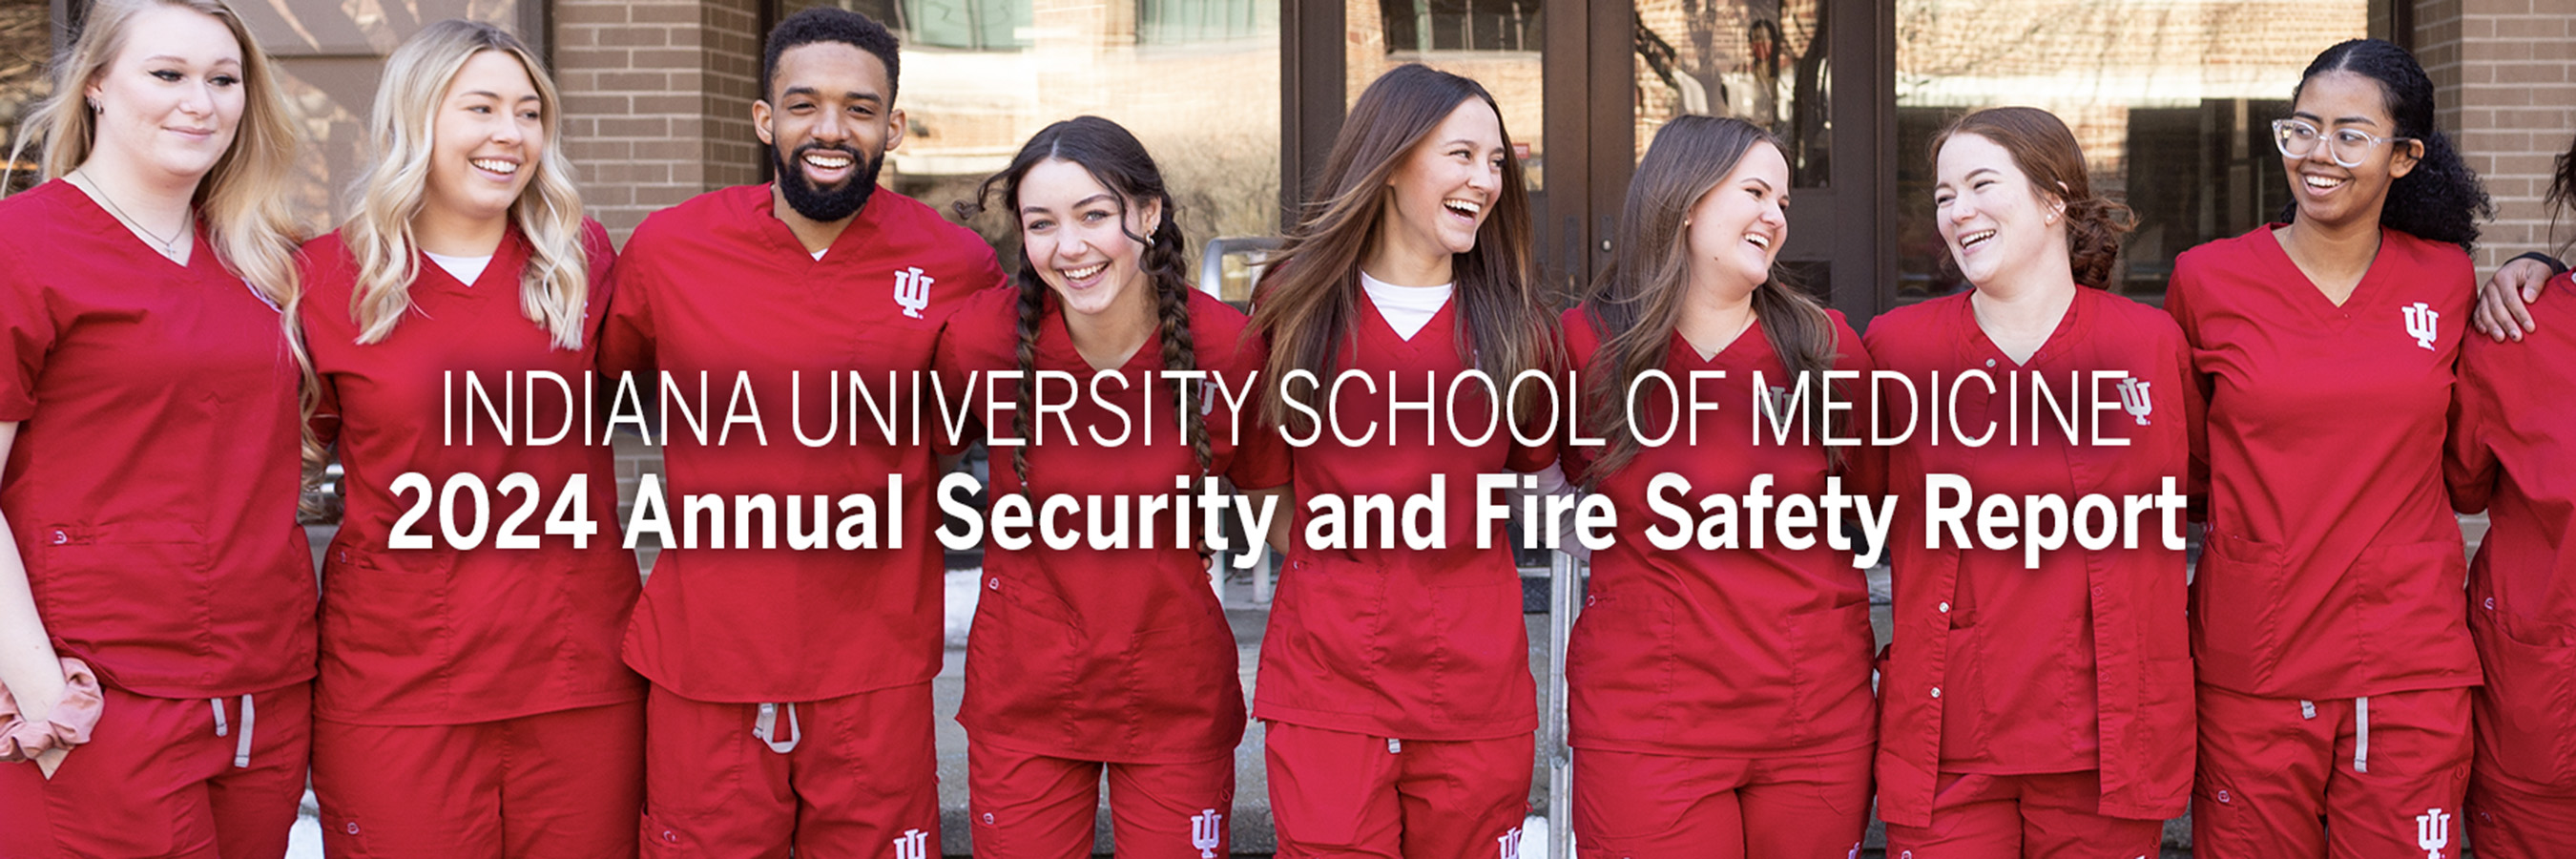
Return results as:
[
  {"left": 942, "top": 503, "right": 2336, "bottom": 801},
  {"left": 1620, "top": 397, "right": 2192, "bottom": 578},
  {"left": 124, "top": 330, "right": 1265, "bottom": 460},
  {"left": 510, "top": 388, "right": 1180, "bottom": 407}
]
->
[
  {"left": 297, "top": 19, "right": 639, "bottom": 858},
  {"left": 0, "top": 0, "right": 315, "bottom": 855}
]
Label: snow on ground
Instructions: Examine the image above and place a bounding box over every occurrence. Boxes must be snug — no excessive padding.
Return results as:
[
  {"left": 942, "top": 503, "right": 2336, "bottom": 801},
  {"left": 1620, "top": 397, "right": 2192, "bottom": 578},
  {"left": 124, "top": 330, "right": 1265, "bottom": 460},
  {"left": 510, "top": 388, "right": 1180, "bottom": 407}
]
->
[
  {"left": 288, "top": 790, "right": 322, "bottom": 858},
  {"left": 945, "top": 568, "right": 981, "bottom": 648}
]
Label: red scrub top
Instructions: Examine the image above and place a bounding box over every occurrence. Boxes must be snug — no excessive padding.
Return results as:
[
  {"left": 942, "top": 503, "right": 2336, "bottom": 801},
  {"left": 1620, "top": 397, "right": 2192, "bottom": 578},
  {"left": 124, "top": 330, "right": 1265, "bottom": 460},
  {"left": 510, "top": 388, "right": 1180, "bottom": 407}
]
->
[
  {"left": 300, "top": 222, "right": 645, "bottom": 725},
  {"left": 600, "top": 184, "right": 1004, "bottom": 702},
  {"left": 1866, "top": 286, "right": 2197, "bottom": 828},
  {"left": 2445, "top": 270, "right": 2576, "bottom": 789},
  {"left": 1559, "top": 306, "right": 1879, "bottom": 759},
  {"left": 1247, "top": 290, "right": 1554, "bottom": 742},
  {"left": 938, "top": 285, "right": 1284, "bottom": 763},
  {"left": 2167, "top": 225, "right": 2478, "bottom": 700},
  {"left": 0, "top": 179, "right": 315, "bottom": 698}
]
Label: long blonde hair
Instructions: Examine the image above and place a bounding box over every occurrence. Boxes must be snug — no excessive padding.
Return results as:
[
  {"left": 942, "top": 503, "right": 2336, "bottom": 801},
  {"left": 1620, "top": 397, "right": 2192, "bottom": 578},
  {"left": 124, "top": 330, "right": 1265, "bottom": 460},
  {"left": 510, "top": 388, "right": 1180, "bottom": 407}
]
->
[
  {"left": 343, "top": 19, "right": 589, "bottom": 348},
  {"left": 7, "top": 0, "right": 317, "bottom": 472},
  {"left": 12, "top": 0, "right": 303, "bottom": 310}
]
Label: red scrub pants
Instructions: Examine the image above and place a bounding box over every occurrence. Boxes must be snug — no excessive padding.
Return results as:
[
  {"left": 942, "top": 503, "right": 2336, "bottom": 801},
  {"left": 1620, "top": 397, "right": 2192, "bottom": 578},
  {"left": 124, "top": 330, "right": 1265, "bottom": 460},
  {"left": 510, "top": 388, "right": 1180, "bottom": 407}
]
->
[
  {"left": 640, "top": 682, "right": 940, "bottom": 859},
  {"left": 1264, "top": 721, "right": 1532, "bottom": 859},
  {"left": 311, "top": 701, "right": 643, "bottom": 858},
  {"left": 0, "top": 681, "right": 310, "bottom": 859},
  {"left": 2462, "top": 607, "right": 2576, "bottom": 859},
  {"left": 1570, "top": 745, "right": 1872, "bottom": 859},
  {"left": 2192, "top": 684, "right": 2471, "bottom": 859},
  {"left": 1880, "top": 770, "right": 2162, "bottom": 859},
  {"left": 966, "top": 742, "right": 1235, "bottom": 858}
]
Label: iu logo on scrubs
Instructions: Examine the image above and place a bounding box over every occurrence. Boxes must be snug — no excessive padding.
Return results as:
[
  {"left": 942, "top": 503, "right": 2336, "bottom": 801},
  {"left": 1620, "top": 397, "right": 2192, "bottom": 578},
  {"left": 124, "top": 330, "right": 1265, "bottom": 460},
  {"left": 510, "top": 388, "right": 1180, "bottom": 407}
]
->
[
  {"left": 2402, "top": 302, "right": 2440, "bottom": 350},
  {"left": 893, "top": 266, "right": 933, "bottom": 319},
  {"left": 2116, "top": 377, "right": 2153, "bottom": 426},
  {"left": 1496, "top": 825, "right": 1522, "bottom": 859},
  {"left": 2415, "top": 807, "right": 2451, "bottom": 859},
  {"left": 1190, "top": 808, "right": 1223, "bottom": 858},
  {"left": 891, "top": 828, "right": 928, "bottom": 859}
]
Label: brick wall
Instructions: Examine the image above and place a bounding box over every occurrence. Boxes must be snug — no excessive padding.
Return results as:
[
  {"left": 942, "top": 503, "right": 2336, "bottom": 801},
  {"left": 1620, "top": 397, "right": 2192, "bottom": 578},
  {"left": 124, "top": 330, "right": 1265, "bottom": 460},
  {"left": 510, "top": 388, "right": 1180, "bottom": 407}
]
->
[
  {"left": 553, "top": 0, "right": 766, "bottom": 241},
  {"left": 555, "top": 0, "right": 769, "bottom": 534},
  {"left": 2417, "top": 0, "right": 2576, "bottom": 270}
]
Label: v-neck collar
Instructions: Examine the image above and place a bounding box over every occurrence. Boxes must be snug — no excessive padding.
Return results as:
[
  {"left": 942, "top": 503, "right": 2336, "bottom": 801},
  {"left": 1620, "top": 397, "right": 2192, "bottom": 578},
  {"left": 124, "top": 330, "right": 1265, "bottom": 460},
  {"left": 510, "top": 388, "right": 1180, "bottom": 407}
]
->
[
  {"left": 1672, "top": 316, "right": 1767, "bottom": 368},
  {"left": 2254, "top": 222, "right": 2395, "bottom": 327},
  {"left": 419, "top": 228, "right": 530, "bottom": 293},
  {"left": 1037, "top": 291, "right": 1161, "bottom": 374},
  {"left": 55, "top": 178, "right": 219, "bottom": 280},
  {"left": 1953, "top": 286, "right": 2091, "bottom": 370},
  {"left": 749, "top": 182, "right": 878, "bottom": 270},
  {"left": 1357, "top": 278, "right": 1456, "bottom": 358}
]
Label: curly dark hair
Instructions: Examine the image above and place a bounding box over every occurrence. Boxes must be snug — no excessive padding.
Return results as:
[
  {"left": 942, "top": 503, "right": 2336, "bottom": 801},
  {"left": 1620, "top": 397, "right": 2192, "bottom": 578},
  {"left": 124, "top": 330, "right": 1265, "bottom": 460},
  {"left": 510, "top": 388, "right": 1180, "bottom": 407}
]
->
[
  {"left": 2549, "top": 132, "right": 2576, "bottom": 257},
  {"left": 2283, "top": 39, "right": 2492, "bottom": 251},
  {"left": 761, "top": 7, "right": 902, "bottom": 103}
]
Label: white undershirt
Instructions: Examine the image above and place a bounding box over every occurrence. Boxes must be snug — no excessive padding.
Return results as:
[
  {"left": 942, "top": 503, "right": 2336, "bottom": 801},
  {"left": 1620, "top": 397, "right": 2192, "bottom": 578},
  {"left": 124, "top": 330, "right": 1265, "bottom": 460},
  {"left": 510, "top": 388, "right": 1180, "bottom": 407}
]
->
[
  {"left": 811, "top": 248, "right": 828, "bottom": 261},
  {"left": 424, "top": 251, "right": 492, "bottom": 285},
  {"left": 1360, "top": 271, "right": 1452, "bottom": 341}
]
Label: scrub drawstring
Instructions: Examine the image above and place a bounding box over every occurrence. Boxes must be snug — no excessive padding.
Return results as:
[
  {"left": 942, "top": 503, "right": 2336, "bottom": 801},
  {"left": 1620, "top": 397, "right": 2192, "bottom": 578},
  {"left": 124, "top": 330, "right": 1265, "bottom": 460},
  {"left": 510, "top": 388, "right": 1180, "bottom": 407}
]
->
[
  {"left": 210, "top": 695, "right": 254, "bottom": 768},
  {"left": 753, "top": 702, "right": 800, "bottom": 754},
  {"left": 2297, "top": 698, "right": 2370, "bottom": 773}
]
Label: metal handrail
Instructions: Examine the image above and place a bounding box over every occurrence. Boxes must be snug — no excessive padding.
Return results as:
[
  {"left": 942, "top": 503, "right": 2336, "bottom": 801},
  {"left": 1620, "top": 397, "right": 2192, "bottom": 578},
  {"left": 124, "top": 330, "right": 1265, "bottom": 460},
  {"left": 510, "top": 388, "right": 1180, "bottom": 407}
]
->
[
  {"left": 1545, "top": 551, "right": 1585, "bottom": 858},
  {"left": 1197, "top": 236, "right": 1284, "bottom": 300}
]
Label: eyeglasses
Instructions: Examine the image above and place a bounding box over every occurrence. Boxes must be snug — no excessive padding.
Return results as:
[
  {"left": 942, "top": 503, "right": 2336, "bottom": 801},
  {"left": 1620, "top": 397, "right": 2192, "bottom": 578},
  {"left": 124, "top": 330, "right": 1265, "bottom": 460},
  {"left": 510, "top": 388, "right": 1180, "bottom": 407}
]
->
[{"left": 2271, "top": 118, "right": 2415, "bottom": 169}]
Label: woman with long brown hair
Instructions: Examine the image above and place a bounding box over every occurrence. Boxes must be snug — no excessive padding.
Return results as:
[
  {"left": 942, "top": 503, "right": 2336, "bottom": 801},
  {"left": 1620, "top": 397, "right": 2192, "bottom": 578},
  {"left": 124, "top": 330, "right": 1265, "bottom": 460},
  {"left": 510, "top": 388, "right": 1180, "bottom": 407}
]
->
[
  {"left": 0, "top": 0, "right": 314, "bottom": 855},
  {"left": 1561, "top": 115, "right": 1879, "bottom": 857},
  {"left": 1245, "top": 63, "right": 1556, "bottom": 856},
  {"left": 1871, "top": 106, "right": 2196, "bottom": 856}
]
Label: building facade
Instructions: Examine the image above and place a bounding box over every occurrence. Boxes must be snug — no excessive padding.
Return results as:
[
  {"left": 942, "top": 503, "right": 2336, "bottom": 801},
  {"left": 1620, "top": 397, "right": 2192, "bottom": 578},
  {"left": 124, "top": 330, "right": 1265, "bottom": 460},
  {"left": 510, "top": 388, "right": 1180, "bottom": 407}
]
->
[{"left": 5, "top": 0, "right": 2559, "bottom": 315}]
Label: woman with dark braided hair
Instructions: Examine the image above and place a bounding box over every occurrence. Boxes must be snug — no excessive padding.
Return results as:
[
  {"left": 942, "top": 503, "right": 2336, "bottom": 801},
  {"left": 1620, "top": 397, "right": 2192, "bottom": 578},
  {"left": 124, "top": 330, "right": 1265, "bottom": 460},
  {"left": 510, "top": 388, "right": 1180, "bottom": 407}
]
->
[
  {"left": 939, "top": 115, "right": 1281, "bottom": 859},
  {"left": 2443, "top": 129, "right": 2576, "bottom": 859},
  {"left": 2166, "top": 38, "right": 2491, "bottom": 859}
]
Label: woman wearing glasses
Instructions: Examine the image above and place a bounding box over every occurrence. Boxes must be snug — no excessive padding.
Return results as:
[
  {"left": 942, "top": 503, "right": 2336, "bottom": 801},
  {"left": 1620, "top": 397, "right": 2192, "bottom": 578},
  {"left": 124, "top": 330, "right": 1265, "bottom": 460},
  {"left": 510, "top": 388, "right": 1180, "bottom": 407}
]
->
[{"left": 2165, "top": 38, "right": 2490, "bottom": 859}]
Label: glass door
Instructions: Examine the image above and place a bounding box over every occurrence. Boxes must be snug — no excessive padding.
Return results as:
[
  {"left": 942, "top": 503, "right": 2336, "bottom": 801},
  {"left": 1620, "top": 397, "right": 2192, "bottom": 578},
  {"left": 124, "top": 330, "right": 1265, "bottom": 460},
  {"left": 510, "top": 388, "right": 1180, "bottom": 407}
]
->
[{"left": 1287, "top": 0, "right": 1887, "bottom": 316}]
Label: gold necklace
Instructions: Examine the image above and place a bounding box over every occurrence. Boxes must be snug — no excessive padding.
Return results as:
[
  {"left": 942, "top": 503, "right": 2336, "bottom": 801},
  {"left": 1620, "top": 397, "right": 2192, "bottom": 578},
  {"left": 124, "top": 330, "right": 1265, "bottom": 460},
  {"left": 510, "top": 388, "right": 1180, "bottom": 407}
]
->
[{"left": 72, "top": 170, "right": 190, "bottom": 261}]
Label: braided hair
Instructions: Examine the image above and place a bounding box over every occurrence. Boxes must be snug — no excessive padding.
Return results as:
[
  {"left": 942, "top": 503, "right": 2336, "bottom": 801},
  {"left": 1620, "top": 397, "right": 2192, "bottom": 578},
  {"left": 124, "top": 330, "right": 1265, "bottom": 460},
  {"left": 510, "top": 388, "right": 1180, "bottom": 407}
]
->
[{"left": 962, "top": 116, "right": 1210, "bottom": 494}]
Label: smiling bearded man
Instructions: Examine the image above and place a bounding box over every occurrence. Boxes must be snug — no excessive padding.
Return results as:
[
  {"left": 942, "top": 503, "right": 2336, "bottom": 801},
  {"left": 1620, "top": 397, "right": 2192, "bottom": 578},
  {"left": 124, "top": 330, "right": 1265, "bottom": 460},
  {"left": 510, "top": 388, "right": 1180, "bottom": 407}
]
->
[{"left": 596, "top": 8, "right": 1005, "bottom": 857}]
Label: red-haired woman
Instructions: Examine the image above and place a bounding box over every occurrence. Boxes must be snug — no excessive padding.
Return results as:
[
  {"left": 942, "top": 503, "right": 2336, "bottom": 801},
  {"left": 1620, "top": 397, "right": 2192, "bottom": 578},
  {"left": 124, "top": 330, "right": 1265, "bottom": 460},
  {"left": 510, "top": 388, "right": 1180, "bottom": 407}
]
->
[{"left": 1871, "top": 106, "right": 2197, "bottom": 857}]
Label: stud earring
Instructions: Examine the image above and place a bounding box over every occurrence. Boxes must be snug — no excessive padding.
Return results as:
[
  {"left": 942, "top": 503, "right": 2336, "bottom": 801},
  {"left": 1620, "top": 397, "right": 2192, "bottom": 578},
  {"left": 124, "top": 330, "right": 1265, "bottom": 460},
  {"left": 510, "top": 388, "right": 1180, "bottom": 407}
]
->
[{"left": 87, "top": 98, "right": 100, "bottom": 114}]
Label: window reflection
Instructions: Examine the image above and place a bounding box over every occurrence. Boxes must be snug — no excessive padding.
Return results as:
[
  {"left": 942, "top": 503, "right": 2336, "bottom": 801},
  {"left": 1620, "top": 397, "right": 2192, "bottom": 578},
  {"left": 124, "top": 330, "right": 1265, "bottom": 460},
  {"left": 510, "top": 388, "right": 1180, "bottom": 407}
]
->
[
  {"left": 788, "top": 0, "right": 1283, "bottom": 300},
  {"left": 1380, "top": 0, "right": 1541, "bottom": 52},
  {"left": 1894, "top": 0, "right": 2364, "bottom": 303},
  {"left": 1631, "top": 0, "right": 1827, "bottom": 186},
  {"left": 1347, "top": 0, "right": 1544, "bottom": 173}
]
